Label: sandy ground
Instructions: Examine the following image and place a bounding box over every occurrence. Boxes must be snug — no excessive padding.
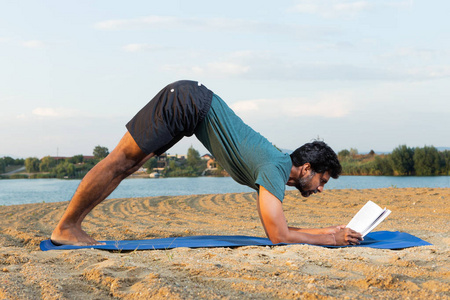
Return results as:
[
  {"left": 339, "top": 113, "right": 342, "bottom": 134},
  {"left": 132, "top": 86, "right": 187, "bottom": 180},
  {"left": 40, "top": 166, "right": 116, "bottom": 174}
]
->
[{"left": 0, "top": 187, "right": 449, "bottom": 299}]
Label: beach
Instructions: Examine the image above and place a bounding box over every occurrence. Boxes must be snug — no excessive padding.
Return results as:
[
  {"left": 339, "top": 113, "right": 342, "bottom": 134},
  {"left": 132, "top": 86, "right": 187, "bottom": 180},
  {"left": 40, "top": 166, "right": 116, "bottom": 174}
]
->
[{"left": 0, "top": 187, "right": 449, "bottom": 299}]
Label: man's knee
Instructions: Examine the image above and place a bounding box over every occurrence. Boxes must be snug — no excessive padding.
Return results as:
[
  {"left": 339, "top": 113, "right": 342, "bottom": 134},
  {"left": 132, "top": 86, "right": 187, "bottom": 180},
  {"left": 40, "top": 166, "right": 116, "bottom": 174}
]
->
[
  {"left": 110, "top": 149, "right": 153, "bottom": 176},
  {"left": 99, "top": 152, "right": 133, "bottom": 176},
  {"left": 98, "top": 131, "right": 150, "bottom": 176}
]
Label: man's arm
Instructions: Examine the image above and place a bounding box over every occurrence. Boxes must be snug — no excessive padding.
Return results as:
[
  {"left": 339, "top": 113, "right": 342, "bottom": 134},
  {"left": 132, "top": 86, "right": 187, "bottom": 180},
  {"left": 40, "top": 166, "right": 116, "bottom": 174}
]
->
[
  {"left": 287, "top": 225, "right": 346, "bottom": 235},
  {"left": 257, "top": 186, "right": 362, "bottom": 246}
]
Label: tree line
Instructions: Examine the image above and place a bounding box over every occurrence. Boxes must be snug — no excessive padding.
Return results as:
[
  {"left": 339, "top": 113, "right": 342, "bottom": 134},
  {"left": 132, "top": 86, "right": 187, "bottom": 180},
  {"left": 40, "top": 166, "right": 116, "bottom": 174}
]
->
[
  {"left": 143, "top": 146, "right": 226, "bottom": 177},
  {"left": 0, "top": 145, "right": 219, "bottom": 179},
  {"left": 0, "top": 157, "right": 25, "bottom": 174},
  {"left": 339, "top": 145, "right": 450, "bottom": 176},
  {"left": 2, "top": 144, "right": 449, "bottom": 179},
  {"left": 0, "top": 146, "right": 109, "bottom": 179}
]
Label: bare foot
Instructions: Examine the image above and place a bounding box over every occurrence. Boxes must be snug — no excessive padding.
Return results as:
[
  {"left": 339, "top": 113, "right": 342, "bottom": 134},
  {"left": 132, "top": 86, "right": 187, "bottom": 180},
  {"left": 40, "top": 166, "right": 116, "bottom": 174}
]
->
[{"left": 51, "top": 226, "right": 105, "bottom": 246}]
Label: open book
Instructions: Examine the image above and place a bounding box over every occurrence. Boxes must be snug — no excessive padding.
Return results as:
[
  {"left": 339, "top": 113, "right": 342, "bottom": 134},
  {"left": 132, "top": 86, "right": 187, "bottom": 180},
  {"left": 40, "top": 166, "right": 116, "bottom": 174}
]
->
[{"left": 346, "top": 201, "right": 391, "bottom": 237}]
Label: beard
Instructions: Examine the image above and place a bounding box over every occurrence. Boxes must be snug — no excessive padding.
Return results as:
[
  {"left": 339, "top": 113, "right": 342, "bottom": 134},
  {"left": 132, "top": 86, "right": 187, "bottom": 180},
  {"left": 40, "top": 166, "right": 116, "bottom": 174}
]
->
[{"left": 295, "top": 171, "right": 317, "bottom": 197}]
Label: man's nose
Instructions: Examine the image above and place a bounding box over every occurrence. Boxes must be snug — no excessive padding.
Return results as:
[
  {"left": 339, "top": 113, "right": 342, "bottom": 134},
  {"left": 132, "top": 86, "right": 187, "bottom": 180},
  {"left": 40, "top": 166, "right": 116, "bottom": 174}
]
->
[{"left": 317, "top": 186, "right": 324, "bottom": 193}]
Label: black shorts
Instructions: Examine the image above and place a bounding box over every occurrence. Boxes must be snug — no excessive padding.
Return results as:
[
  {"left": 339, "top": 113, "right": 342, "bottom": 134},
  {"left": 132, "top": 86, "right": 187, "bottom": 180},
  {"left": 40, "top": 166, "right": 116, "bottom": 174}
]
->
[{"left": 126, "top": 80, "right": 213, "bottom": 155}]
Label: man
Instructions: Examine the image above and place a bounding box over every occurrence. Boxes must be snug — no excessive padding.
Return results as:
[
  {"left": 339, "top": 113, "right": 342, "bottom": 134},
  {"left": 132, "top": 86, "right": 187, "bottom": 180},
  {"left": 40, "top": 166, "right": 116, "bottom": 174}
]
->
[{"left": 51, "top": 80, "right": 362, "bottom": 246}]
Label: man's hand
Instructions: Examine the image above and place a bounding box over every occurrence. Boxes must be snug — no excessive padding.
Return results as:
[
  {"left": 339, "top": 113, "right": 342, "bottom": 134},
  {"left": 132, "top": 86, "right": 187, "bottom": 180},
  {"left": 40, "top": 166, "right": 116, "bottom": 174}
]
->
[
  {"left": 319, "top": 225, "right": 346, "bottom": 235},
  {"left": 334, "top": 228, "right": 363, "bottom": 246}
]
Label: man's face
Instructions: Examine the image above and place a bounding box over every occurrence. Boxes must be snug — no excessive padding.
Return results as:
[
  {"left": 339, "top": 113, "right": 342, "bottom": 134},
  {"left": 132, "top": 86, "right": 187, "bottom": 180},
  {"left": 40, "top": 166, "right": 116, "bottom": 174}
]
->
[{"left": 295, "top": 170, "right": 330, "bottom": 197}]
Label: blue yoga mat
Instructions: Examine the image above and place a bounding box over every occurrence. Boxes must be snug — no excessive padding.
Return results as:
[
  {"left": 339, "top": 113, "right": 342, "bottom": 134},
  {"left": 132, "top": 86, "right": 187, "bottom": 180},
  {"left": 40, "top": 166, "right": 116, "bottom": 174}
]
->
[{"left": 40, "top": 231, "right": 431, "bottom": 251}]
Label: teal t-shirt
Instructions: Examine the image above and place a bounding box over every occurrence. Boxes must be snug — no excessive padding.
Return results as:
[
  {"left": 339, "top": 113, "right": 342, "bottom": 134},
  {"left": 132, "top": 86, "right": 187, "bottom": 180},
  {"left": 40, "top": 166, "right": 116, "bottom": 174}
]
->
[{"left": 195, "top": 94, "right": 292, "bottom": 202}]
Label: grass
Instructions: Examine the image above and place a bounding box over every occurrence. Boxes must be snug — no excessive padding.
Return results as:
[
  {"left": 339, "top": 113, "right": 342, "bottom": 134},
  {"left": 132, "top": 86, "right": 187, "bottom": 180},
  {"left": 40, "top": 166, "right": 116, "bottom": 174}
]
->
[{"left": 4, "top": 165, "right": 24, "bottom": 173}]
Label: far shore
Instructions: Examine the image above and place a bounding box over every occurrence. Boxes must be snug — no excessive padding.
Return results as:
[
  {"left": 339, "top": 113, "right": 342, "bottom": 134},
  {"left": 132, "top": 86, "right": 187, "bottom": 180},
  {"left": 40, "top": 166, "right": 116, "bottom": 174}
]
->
[{"left": 2, "top": 170, "right": 450, "bottom": 180}]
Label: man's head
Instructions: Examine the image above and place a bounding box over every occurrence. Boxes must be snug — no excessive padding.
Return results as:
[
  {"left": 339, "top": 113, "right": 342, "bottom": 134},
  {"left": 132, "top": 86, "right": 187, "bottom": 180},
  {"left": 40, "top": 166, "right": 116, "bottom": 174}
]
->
[{"left": 289, "top": 141, "right": 342, "bottom": 197}]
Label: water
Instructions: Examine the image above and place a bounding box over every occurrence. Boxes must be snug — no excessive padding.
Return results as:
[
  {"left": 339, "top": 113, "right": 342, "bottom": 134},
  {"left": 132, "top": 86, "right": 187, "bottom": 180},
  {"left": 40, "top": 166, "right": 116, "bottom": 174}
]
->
[
  {"left": 324, "top": 175, "right": 450, "bottom": 190},
  {"left": 0, "top": 176, "right": 449, "bottom": 206}
]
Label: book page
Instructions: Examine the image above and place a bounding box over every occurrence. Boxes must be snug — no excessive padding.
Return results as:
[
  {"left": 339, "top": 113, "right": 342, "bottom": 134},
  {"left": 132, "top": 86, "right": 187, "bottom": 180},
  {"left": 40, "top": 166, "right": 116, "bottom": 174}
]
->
[
  {"left": 346, "top": 201, "right": 385, "bottom": 235},
  {"left": 362, "top": 208, "right": 391, "bottom": 236}
]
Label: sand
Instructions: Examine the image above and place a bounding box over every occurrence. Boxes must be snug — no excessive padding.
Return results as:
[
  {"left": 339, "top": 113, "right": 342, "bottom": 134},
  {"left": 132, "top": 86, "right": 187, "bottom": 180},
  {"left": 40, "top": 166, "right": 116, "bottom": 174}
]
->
[{"left": 0, "top": 187, "right": 449, "bottom": 299}]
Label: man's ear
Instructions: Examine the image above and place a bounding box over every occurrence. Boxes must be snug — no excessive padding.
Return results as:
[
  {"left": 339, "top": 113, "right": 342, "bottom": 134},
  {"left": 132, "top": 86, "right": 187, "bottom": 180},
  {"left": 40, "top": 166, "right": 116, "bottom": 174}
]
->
[{"left": 301, "top": 163, "right": 311, "bottom": 176}]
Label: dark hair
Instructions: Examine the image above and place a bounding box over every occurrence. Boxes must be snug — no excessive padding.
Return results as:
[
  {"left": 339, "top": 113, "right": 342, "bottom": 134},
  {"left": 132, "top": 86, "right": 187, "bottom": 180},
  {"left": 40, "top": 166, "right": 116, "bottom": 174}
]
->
[{"left": 290, "top": 141, "right": 342, "bottom": 179}]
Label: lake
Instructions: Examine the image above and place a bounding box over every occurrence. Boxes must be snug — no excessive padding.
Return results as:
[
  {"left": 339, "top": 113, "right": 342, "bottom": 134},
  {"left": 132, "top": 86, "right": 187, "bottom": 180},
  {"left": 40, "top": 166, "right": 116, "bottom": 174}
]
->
[{"left": 0, "top": 176, "right": 449, "bottom": 206}]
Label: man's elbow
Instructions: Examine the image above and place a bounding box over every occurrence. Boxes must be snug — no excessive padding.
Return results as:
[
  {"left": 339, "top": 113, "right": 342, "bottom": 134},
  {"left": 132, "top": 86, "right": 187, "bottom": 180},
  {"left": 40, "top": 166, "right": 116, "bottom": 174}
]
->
[{"left": 268, "top": 233, "right": 288, "bottom": 244}]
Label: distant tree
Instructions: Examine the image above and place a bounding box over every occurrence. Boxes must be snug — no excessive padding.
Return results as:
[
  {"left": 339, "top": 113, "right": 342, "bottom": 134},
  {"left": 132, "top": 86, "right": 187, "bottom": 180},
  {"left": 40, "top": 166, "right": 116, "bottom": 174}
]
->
[
  {"left": 440, "top": 150, "right": 450, "bottom": 175},
  {"left": 390, "top": 145, "right": 415, "bottom": 175},
  {"left": 14, "top": 158, "right": 25, "bottom": 165},
  {"left": 53, "top": 161, "right": 75, "bottom": 178},
  {"left": 349, "top": 148, "right": 358, "bottom": 157},
  {"left": 168, "top": 160, "right": 177, "bottom": 170},
  {"left": 338, "top": 149, "right": 350, "bottom": 158},
  {"left": 69, "top": 154, "right": 84, "bottom": 164},
  {"left": 187, "top": 146, "right": 201, "bottom": 168},
  {"left": 369, "top": 150, "right": 375, "bottom": 156},
  {"left": 3, "top": 156, "right": 15, "bottom": 166},
  {"left": 93, "top": 146, "right": 109, "bottom": 160},
  {"left": 161, "top": 147, "right": 206, "bottom": 177},
  {"left": 373, "top": 156, "right": 394, "bottom": 176},
  {"left": 143, "top": 157, "right": 157, "bottom": 173},
  {"left": 39, "top": 156, "right": 56, "bottom": 172},
  {"left": 0, "top": 158, "right": 5, "bottom": 173},
  {"left": 25, "top": 157, "right": 40, "bottom": 173},
  {"left": 413, "top": 146, "right": 440, "bottom": 176}
]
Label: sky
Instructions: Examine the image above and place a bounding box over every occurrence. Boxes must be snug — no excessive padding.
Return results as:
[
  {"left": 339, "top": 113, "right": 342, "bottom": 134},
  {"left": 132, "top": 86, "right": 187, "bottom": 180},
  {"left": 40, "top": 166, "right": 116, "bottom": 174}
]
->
[{"left": 1, "top": 0, "right": 449, "bottom": 158}]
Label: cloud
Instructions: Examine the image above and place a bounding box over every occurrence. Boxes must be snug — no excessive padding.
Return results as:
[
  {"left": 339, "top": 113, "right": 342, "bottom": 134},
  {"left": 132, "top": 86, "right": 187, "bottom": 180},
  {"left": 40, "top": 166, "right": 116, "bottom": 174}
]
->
[
  {"left": 22, "top": 40, "right": 45, "bottom": 48},
  {"left": 231, "top": 94, "right": 353, "bottom": 119},
  {"left": 293, "top": 0, "right": 371, "bottom": 17},
  {"left": 291, "top": 0, "right": 411, "bottom": 18},
  {"left": 95, "top": 15, "right": 178, "bottom": 30},
  {"left": 160, "top": 51, "right": 450, "bottom": 82},
  {"left": 94, "top": 15, "right": 335, "bottom": 38},
  {"left": 406, "top": 65, "right": 450, "bottom": 80},
  {"left": 231, "top": 100, "right": 259, "bottom": 113},
  {"left": 281, "top": 98, "right": 351, "bottom": 118},
  {"left": 31, "top": 107, "right": 81, "bottom": 118},
  {"left": 122, "top": 43, "right": 166, "bottom": 52},
  {"left": 162, "top": 61, "right": 250, "bottom": 77},
  {"left": 205, "top": 62, "right": 250, "bottom": 76},
  {"left": 95, "top": 15, "right": 264, "bottom": 31},
  {"left": 0, "top": 38, "right": 46, "bottom": 48},
  {"left": 379, "top": 47, "right": 440, "bottom": 62}
]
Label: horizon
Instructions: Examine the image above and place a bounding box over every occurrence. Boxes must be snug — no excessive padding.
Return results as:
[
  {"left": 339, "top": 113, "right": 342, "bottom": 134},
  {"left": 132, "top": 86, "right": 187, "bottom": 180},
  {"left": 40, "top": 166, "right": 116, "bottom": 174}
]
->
[
  {"left": 1, "top": 1, "right": 449, "bottom": 158},
  {"left": 3, "top": 146, "right": 450, "bottom": 161}
]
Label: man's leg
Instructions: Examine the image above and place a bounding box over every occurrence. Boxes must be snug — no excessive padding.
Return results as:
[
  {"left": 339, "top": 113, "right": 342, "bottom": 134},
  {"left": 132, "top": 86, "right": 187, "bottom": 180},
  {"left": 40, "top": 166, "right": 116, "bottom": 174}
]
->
[{"left": 51, "top": 131, "right": 154, "bottom": 245}]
